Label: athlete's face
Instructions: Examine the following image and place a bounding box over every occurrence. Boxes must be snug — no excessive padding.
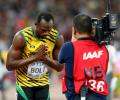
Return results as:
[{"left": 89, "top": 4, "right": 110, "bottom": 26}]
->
[{"left": 35, "top": 19, "right": 54, "bottom": 37}]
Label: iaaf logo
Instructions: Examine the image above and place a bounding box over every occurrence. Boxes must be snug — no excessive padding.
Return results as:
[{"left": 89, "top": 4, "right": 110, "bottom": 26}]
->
[{"left": 83, "top": 50, "right": 103, "bottom": 60}]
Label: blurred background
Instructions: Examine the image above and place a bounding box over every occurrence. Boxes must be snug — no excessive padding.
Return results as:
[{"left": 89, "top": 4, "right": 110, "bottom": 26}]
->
[{"left": 0, "top": 0, "right": 120, "bottom": 100}]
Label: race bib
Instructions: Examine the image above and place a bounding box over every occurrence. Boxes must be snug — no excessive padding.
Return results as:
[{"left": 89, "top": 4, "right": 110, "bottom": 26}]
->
[{"left": 27, "top": 61, "right": 48, "bottom": 79}]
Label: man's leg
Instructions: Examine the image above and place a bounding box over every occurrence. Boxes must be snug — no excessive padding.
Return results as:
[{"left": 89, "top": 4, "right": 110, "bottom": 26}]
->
[
  {"left": 86, "top": 89, "right": 107, "bottom": 100},
  {"left": 34, "top": 85, "right": 50, "bottom": 100},
  {"left": 16, "top": 84, "right": 33, "bottom": 100}
]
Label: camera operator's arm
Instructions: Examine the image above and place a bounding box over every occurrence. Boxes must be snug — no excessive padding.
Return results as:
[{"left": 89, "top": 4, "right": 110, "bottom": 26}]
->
[{"left": 44, "top": 35, "right": 64, "bottom": 72}]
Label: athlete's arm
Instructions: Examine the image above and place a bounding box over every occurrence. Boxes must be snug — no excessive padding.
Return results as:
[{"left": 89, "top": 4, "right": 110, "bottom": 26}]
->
[
  {"left": 6, "top": 33, "right": 47, "bottom": 71},
  {"left": 44, "top": 35, "right": 64, "bottom": 72}
]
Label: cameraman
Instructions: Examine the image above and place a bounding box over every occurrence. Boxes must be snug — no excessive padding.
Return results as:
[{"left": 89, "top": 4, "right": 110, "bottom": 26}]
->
[{"left": 58, "top": 14, "right": 109, "bottom": 100}]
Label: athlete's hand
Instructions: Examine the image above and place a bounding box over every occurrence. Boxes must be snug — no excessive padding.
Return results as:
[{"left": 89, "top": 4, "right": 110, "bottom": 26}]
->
[{"left": 34, "top": 45, "right": 48, "bottom": 61}]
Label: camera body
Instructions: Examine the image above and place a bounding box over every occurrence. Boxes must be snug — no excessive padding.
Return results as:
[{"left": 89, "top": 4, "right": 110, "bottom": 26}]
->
[{"left": 92, "top": 13, "right": 120, "bottom": 45}]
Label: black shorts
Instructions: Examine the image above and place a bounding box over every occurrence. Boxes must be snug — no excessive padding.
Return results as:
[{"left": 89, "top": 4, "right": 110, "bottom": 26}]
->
[
  {"left": 16, "top": 84, "right": 50, "bottom": 100},
  {"left": 86, "top": 89, "right": 107, "bottom": 100},
  {"left": 65, "top": 89, "right": 107, "bottom": 100}
]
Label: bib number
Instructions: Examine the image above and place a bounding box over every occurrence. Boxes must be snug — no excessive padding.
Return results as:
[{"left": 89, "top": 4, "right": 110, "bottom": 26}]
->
[
  {"left": 27, "top": 61, "right": 48, "bottom": 78},
  {"left": 88, "top": 80, "right": 104, "bottom": 92}
]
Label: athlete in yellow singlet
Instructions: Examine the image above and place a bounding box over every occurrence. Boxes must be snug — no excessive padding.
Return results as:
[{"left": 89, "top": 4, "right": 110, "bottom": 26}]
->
[{"left": 6, "top": 12, "right": 64, "bottom": 100}]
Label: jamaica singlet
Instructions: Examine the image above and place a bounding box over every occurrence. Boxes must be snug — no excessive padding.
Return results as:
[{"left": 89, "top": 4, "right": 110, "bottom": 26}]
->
[{"left": 16, "top": 27, "right": 59, "bottom": 87}]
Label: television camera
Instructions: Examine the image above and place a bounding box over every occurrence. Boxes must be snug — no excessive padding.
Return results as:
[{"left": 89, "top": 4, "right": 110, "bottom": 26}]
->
[{"left": 92, "top": 0, "right": 120, "bottom": 45}]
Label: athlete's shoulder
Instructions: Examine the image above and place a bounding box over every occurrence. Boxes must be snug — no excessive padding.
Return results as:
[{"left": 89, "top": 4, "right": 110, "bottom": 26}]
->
[
  {"left": 51, "top": 28, "right": 59, "bottom": 34},
  {"left": 50, "top": 28, "right": 60, "bottom": 41},
  {"left": 13, "top": 28, "right": 31, "bottom": 45},
  {"left": 17, "top": 27, "right": 33, "bottom": 39},
  {"left": 51, "top": 28, "right": 58, "bottom": 32},
  {"left": 19, "top": 26, "right": 33, "bottom": 34},
  {"left": 21, "top": 26, "right": 33, "bottom": 31}
]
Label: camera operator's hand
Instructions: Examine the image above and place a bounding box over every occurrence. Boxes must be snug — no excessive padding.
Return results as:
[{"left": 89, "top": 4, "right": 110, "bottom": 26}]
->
[{"left": 34, "top": 45, "right": 48, "bottom": 61}]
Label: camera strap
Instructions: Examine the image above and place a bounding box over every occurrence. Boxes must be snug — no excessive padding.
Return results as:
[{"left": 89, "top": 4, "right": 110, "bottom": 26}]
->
[{"left": 80, "top": 85, "right": 88, "bottom": 100}]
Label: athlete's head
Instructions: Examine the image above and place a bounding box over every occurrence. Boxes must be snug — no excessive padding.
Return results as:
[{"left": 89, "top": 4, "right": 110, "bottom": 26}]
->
[
  {"left": 35, "top": 12, "right": 54, "bottom": 37},
  {"left": 72, "top": 14, "right": 92, "bottom": 37}
]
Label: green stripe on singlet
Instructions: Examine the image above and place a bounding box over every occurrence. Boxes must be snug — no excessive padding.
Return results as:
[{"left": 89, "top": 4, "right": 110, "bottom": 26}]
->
[{"left": 16, "top": 84, "right": 28, "bottom": 100}]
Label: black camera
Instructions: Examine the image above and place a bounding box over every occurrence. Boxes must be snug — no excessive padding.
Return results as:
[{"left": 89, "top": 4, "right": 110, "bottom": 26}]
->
[{"left": 92, "top": 13, "right": 120, "bottom": 45}]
